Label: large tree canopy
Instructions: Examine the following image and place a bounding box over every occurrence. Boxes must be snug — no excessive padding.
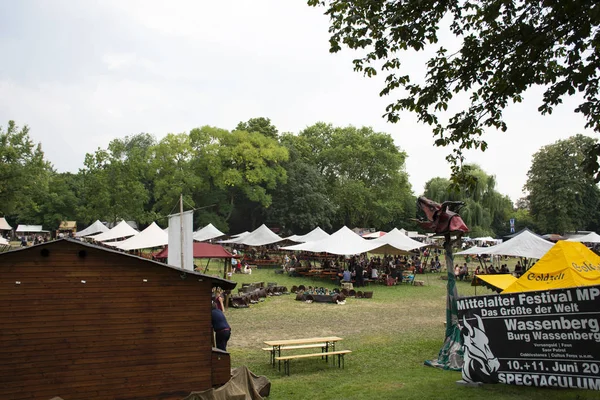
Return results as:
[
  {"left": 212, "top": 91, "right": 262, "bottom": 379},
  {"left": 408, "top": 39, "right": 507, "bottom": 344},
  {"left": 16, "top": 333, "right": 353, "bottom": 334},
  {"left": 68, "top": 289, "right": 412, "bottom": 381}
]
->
[
  {"left": 190, "top": 125, "right": 289, "bottom": 228},
  {"left": 267, "top": 134, "right": 337, "bottom": 233},
  {"left": 297, "top": 123, "right": 415, "bottom": 229},
  {"left": 79, "top": 134, "right": 154, "bottom": 224},
  {"left": 423, "top": 164, "right": 513, "bottom": 237},
  {"left": 152, "top": 133, "right": 205, "bottom": 218},
  {"left": 309, "top": 0, "right": 600, "bottom": 179},
  {"left": 0, "top": 120, "right": 51, "bottom": 219},
  {"left": 235, "top": 117, "right": 279, "bottom": 140},
  {"left": 525, "top": 134, "right": 600, "bottom": 233}
]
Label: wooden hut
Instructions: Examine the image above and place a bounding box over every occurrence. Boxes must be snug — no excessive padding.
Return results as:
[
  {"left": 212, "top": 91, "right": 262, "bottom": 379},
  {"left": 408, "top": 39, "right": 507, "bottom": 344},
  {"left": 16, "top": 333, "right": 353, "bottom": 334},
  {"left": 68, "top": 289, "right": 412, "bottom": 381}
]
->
[
  {"left": 0, "top": 238, "right": 236, "bottom": 400},
  {"left": 57, "top": 220, "right": 77, "bottom": 237}
]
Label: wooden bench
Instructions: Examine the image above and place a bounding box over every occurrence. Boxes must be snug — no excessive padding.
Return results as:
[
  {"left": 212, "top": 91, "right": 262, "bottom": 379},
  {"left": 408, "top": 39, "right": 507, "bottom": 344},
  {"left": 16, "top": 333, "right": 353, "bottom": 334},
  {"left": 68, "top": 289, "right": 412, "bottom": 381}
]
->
[
  {"left": 247, "top": 259, "right": 281, "bottom": 268},
  {"left": 275, "top": 350, "right": 352, "bottom": 375},
  {"left": 263, "top": 336, "right": 343, "bottom": 367},
  {"left": 262, "top": 343, "right": 327, "bottom": 365}
]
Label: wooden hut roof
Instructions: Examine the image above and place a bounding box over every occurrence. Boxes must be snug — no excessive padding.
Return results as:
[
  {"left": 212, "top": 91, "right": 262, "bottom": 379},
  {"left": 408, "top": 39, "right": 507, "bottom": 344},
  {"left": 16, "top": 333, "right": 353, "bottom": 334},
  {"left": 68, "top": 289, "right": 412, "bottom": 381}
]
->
[
  {"left": 59, "top": 220, "right": 77, "bottom": 229},
  {"left": 0, "top": 238, "right": 236, "bottom": 290}
]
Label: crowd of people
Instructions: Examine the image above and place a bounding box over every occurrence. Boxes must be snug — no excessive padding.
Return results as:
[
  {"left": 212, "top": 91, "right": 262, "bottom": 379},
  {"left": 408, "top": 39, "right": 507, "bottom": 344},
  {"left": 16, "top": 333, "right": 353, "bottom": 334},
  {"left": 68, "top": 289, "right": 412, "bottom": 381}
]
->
[
  {"left": 228, "top": 246, "right": 533, "bottom": 291},
  {"left": 281, "top": 251, "right": 445, "bottom": 287},
  {"left": 473, "top": 260, "right": 525, "bottom": 277}
]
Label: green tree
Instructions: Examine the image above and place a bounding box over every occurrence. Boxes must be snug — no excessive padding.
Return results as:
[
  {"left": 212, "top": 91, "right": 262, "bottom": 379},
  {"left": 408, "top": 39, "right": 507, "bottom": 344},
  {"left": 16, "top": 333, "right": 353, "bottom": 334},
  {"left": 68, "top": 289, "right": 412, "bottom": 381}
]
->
[
  {"left": 267, "top": 134, "right": 337, "bottom": 233},
  {"left": 79, "top": 134, "right": 154, "bottom": 224},
  {"left": 423, "top": 177, "right": 459, "bottom": 203},
  {"left": 0, "top": 120, "right": 52, "bottom": 220},
  {"left": 235, "top": 117, "right": 279, "bottom": 140},
  {"left": 525, "top": 135, "right": 600, "bottom": 233},
  {"left": 423, "top": 165, "right": 513, "bottom": 236},
  {"left": 308, "top": 0, "right": 600, "bottom": 180},
  {"left": 152, "top": 133, "right": 205, "bottom": 219},
  {"left": 36, "top": 172, "right": 81, "bottom": 230},
  {"left": 507, "top": 199, "right": 539, "bottom": 234},
  {"left": 298, "top": 123, "right": 414, "bottom": 229},
  {"left": 190, "top": 126, "right": 288, "bottom": 229}
]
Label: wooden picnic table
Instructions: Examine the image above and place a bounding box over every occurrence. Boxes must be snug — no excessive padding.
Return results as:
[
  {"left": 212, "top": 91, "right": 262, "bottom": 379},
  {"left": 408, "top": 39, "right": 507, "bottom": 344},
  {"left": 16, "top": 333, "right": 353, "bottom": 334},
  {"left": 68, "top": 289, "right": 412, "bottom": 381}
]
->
[{"left": 263, "top": 336, "right": 343, "bottom": 367}]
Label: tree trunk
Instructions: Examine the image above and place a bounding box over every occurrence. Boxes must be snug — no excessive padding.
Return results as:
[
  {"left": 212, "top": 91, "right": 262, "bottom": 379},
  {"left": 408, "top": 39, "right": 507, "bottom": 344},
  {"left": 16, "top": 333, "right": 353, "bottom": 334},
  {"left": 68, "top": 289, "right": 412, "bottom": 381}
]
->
[{"left": 224, "top": 193, "right": 235, "bottom": 222}]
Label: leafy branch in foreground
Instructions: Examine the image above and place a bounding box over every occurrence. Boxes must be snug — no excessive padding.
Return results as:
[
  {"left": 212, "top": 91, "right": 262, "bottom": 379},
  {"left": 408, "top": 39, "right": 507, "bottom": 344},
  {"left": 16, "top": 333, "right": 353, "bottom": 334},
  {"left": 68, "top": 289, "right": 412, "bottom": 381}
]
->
[{"left": 308, "top": 0, "right": 600, "bottom": 181}]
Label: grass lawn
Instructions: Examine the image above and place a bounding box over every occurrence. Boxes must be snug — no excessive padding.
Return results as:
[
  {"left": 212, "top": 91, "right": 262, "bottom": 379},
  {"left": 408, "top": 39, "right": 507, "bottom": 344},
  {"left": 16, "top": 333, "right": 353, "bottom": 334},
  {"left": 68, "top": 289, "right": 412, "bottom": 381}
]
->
[{"left": 212, "top": 264, "right": 598, "bottom": 400}]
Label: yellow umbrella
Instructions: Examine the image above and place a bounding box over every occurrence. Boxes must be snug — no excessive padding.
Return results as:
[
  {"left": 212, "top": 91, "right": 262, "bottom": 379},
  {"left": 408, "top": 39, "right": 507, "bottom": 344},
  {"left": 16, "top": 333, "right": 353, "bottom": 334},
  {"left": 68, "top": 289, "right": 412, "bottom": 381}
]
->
[{"left": 502, "top": 241, "right": 600, "bottom": 293}]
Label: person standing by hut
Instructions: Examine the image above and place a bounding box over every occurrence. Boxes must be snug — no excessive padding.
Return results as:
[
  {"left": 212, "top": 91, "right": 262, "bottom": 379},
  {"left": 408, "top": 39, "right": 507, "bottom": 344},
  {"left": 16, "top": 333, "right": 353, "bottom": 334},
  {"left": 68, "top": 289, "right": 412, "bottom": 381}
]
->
[
  {"left": 213, "top": 288, "right": 225, "bottom": 312},
  {"left": 211, "top": 302, "right": 231, "bottom": 351}
]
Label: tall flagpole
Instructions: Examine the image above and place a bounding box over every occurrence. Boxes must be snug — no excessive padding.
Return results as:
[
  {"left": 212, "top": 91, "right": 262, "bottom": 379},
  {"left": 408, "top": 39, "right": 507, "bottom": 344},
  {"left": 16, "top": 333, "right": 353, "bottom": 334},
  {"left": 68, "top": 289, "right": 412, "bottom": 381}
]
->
[{"left": 179, "top": 194, "right": 184, "bottom": 270}]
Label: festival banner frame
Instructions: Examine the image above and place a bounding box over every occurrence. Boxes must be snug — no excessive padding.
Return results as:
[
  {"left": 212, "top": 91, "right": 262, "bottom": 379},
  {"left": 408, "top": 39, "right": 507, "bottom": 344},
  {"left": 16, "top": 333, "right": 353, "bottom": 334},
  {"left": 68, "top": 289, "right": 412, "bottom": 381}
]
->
[{"left": 457, "top": 285, "right": 600, "bottom": 390}]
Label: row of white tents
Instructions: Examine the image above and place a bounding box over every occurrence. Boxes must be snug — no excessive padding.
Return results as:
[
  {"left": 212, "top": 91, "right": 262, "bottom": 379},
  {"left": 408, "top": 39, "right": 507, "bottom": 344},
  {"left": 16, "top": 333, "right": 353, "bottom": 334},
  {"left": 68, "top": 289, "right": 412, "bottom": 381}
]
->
[
  {"left": 216, "top": 224, "right": 429, "bottom": 255},
  {"left": 74, "top": 220, "right": 430, "bottom": 255},
  {"left": 65, "top": 218, "right": 600, "bottom": 256},
  {"left": 456, "top": 229, "right": 600, "bottom": 259}
]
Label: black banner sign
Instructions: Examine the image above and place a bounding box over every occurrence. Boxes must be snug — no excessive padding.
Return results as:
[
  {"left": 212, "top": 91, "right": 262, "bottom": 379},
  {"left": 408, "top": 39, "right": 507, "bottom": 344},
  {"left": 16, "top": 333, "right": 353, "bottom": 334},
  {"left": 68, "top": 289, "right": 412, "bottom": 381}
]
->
[{"left": 457, "top": 285, "right": 600, "bottom": 390}]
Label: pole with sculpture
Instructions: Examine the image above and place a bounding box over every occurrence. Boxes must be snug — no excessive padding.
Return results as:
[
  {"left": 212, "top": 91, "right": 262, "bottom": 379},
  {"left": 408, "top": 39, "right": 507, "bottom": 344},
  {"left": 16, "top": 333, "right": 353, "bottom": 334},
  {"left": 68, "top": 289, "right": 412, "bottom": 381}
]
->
[{"left": 414, "top": 196, "right": 469, "bottom": 370}]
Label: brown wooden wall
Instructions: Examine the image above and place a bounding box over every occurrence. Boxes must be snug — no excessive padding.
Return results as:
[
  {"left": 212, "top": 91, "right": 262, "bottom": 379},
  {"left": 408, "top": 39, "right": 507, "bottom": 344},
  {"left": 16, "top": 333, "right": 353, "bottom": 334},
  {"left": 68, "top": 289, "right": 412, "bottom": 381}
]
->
[
  {"left": 0, "top": 240, "right": 216, "bottom": 400},
  {"left": 211, "top": 349, "right": 231, "bottom": 387}
]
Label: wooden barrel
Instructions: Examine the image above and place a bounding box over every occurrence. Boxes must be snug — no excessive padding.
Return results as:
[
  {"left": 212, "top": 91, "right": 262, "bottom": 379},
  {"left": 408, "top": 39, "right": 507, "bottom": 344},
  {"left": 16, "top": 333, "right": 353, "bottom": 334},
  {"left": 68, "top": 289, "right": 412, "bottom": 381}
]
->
[{"left": 333, "top": 293, "right": 346, "bottom": 303}]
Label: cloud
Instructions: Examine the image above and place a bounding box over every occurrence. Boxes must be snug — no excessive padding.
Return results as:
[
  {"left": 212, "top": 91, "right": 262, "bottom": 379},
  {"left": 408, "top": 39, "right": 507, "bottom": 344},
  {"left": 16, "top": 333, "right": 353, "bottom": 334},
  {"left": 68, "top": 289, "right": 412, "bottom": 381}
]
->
[{"left": 0, "top": 0, "right": 596, "bottom": 204}]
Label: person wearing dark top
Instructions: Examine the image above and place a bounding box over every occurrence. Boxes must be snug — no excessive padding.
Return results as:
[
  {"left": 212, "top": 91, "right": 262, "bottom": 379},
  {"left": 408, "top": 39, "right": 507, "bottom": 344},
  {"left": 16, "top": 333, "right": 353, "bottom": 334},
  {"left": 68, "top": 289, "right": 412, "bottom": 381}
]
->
[
  {"left": 355, "top": 264, "right": 364, "bottom": 287},
  {"left": 211, "top": 302, "right": 231, "bottom": 351}
]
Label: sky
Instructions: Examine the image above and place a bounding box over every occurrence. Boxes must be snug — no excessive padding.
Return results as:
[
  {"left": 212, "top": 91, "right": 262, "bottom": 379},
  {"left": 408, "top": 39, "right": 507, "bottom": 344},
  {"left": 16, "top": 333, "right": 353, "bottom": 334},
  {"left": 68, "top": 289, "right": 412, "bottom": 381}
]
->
[{"left": 0, "top": 0, "right": 596, "bottom": 202}]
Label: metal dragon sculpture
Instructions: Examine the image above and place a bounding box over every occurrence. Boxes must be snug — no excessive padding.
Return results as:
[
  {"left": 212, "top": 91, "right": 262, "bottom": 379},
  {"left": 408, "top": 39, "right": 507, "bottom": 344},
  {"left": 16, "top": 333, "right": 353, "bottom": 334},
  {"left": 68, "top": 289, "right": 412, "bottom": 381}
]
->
[
  {"left": 419, "top": 196, "right": 469, "bottom": 371},
  {"left": 414, "top": 196, "right": 469, "bottom": 237}
]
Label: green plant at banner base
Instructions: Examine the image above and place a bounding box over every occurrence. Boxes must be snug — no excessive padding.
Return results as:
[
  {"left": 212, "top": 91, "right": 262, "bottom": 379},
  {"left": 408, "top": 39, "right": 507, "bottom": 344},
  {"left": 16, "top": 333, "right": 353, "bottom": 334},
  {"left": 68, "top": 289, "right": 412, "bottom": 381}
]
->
[{"left": 424, "top": 238, "right": 464, "bottom": 371}]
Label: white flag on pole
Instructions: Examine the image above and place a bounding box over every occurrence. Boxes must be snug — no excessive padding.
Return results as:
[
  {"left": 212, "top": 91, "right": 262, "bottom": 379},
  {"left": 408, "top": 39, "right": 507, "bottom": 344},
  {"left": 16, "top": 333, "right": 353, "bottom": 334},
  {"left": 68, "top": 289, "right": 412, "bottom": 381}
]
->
[{"left": 168, "top": 210, "right": 194, "bottom": 271}]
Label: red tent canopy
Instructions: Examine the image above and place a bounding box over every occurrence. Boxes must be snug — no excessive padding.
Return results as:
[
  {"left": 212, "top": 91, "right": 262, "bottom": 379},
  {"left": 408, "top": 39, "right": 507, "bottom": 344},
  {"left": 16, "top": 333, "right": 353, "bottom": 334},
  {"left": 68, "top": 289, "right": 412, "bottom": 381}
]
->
[{"left": 154, "top": 242, "right": 233, "bottom": 260}]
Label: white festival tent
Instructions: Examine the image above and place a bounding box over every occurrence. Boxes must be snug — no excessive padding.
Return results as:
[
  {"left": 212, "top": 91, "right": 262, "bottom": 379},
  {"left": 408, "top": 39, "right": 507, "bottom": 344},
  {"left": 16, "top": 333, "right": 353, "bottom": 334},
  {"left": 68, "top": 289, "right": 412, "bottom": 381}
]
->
[
  {"left": 111, "top": 222, "right": 168, "bottom": 251},
  {"left": 232, "top": 231, "right": 250, "bottom": 238},
  {"left": 398, "top": 228, "right": 429, "bottom": 239},
  {"left": 218, "top": 231, "right": 250, "bottom": 244},
  {"left": 456, "top": 229, "right": 553, "bottom": 259},
  {"left": 455, "top": 246, "right": 487, "bottom": 256},
  {"left": 75, "top": 220, "right": 109, "bottom": 238},
  {"left": 93, "top": 220, "right": 138, "bottom": 242},
  {"left": 0, "top": 217, "right": 12, "bottom": 231},
  {"left": 567, "top": 231, "right": 600, "bottom": 244},
  {"left": 226, "top": 224, "right": 283, "bottom": 246},
  {"left": 362, "top": 231, "right": 387, "bottom": 239},
  {"left": 286, "top": 227, "right": 330, "bottom": 243},
  {"left": 368, "top": 228, "right": 430, "bottom": 254},
  {"left": 474, "top": 236, "right": 500, "bottom": 244},
  {"left": 0, "top": 236, "right": 9, "bottom": 245},
  {"left": 282, "top": 226, "right": 377, "bottom": 255},
  {"left": 16, "top": 225, "right": 46, "bottom": 233},
  {"left": 193, "top": 223, "right": 226, "bottom": 242}
]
